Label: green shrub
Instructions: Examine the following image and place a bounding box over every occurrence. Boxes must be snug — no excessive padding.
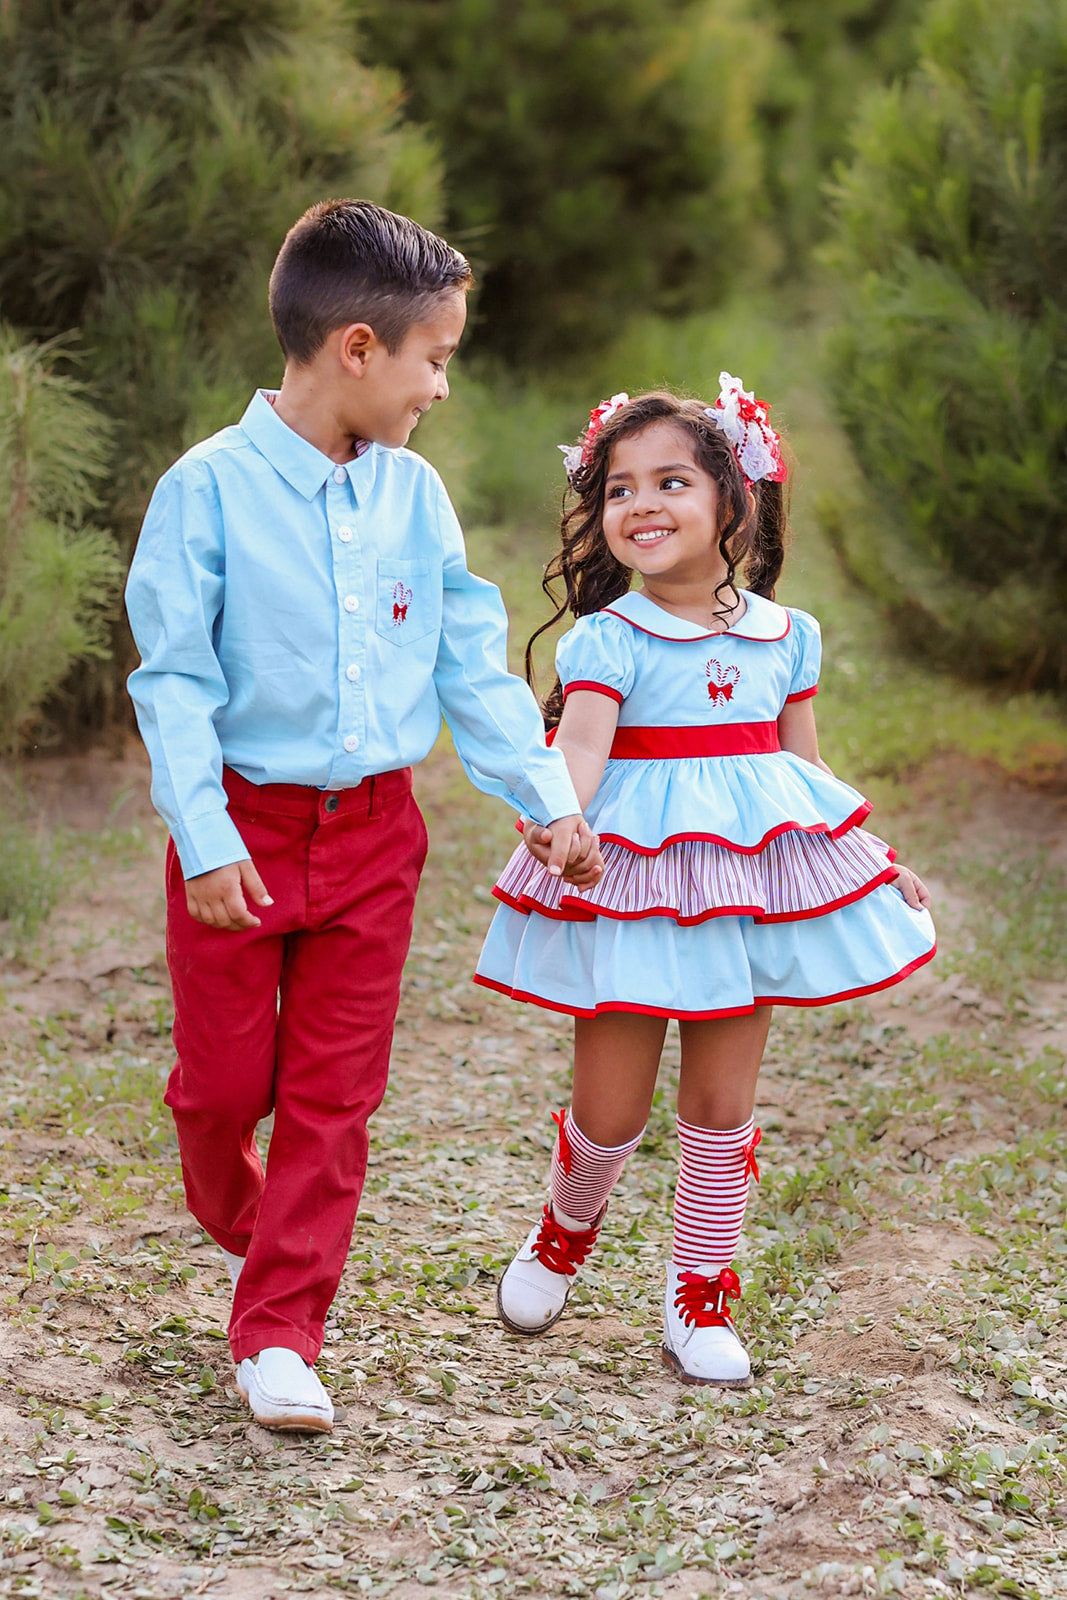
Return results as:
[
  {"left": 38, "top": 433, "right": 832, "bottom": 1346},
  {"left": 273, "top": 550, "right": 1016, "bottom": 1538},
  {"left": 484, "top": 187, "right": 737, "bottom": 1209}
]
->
[
  {"left": 0, "top": 0, "right": 443, "bottom": 550},
  {"left": 0, "top": 329, "right": 121, "bottom": 749},
  {"left": 756, "top": 0, "right": 925, "bottom": 258},
  {"left": 360, "top": 0, "right": 776, "bottom": 362},
  {"left": 822, "top": 0, "right": 1067, "bottom": 688},
  {"left": 0, "top": 819, "right": 63, "bottom": 950},
  {"left": 0, "top": 0, "right": 444, "bottom": 733}
]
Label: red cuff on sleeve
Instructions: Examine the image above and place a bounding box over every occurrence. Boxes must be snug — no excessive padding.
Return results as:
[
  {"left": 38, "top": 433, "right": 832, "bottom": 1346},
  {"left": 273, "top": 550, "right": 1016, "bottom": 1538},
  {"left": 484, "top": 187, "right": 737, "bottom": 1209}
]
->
[
  {"left": 785, "top": 684, "right": 819, "bottom": 704},
  {"left": 562, "top": 680, "right": 624, "bottom": 705}
]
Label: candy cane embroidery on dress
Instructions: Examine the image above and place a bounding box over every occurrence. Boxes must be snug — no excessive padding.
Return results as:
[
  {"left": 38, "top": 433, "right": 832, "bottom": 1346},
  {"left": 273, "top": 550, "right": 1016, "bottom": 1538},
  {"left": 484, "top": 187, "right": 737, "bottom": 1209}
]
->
[
  {"left": 705, "top": 660, "right": 741, "bottom": 703},
  {"left": 392, "top": 582, "right": 412, "bottom": 626}
]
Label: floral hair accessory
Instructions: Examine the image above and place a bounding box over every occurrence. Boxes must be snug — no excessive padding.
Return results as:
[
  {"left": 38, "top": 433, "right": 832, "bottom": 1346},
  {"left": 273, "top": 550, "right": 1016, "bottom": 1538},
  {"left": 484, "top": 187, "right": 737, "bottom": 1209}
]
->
[
  {"left": 559, "top": 392, "right": 630, "bottom": 487},
  {"left": 705, "top": 372, "right": 786, "bottom": 489}
]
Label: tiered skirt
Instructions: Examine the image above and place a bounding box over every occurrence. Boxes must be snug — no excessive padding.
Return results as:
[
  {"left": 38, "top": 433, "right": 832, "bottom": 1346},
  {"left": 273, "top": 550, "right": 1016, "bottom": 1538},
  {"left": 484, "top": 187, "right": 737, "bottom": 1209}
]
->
[{"left": 474, "top": 751, "right": 936, "bottom": 1019}]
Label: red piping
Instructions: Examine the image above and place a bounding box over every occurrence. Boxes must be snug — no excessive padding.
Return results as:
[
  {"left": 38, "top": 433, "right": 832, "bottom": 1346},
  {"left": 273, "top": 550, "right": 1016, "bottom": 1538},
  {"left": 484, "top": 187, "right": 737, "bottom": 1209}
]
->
[{"left": 472, "top": 943, "right": 937, "bottom": 1019}]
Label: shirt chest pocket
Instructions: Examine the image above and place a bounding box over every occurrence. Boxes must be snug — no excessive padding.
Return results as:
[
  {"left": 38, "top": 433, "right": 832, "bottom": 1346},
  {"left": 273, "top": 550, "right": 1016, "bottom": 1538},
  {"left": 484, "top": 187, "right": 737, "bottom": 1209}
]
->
[{"left": 375, "top": 558, "right": 437, "bottom": 646}]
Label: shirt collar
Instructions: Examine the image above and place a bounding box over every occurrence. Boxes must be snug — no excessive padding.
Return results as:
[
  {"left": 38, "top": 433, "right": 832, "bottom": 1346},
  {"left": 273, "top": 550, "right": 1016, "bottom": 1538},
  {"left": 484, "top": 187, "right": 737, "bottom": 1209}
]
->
[
  {"left": 604, "top": 587, "right": 791, "bottom": 642},
  {"left": 239, "top": 389, "right": 372, "bottom": 501}
]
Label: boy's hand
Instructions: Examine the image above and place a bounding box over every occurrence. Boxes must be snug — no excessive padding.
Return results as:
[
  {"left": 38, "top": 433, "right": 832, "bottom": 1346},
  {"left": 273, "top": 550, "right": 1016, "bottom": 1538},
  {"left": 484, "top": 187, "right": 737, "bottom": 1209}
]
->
[
  {"left": 891, "top": 863, "right": 932, "bottom": 910},
  {"left": 523, "top": 815, "right": 604, "bottom": 887},
  {"left": 185, "top": 859, "right": 274, "bottom": 930}
]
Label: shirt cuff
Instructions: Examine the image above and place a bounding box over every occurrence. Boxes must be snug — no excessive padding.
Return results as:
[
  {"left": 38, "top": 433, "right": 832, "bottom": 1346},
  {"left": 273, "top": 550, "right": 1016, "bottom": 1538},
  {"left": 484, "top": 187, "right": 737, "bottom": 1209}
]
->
[
  {"left": 516, "top": 771, "right": 582, "bottom": 829},
  {"left": 170, "top": 808, "right": 251, "bottom": 879}
]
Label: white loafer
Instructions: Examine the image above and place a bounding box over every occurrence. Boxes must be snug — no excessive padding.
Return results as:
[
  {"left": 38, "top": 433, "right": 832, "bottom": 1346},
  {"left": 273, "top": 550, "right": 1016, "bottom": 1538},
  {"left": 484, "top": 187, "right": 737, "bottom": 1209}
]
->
[
  {"left": 497, "top": 1204, "right": 604, "bottom": 1335},
  {"left": 661, "top": 1263, "right": 751, "bottom": 1387},
  {"left": 236, "top": 1346, "right": 334, "bottom": 1432}
]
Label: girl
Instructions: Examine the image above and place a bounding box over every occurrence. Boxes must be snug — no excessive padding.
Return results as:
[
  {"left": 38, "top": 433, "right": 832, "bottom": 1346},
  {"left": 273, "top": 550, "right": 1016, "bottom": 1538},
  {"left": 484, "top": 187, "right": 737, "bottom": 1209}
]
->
[{"left": 474, "top": 381, "right": 935, "bottom": 1387}]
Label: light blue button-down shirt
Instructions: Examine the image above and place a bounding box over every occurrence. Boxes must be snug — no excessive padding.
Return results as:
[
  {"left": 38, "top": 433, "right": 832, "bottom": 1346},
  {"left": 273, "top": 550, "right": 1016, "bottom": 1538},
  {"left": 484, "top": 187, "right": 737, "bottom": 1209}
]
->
[{"left": 125, "top": 390, "right": 579, "bottom": 878}]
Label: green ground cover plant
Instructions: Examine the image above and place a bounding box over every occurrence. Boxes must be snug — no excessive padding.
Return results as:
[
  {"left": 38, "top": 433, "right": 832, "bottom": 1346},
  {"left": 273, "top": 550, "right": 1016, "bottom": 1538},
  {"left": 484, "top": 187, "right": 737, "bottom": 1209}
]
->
[
  {"left": 3, "top": 487, "right": 1064, "bottom": 1593},
  {"left": 0, "top": 740, "right": 1065, "bottom": 1596}
]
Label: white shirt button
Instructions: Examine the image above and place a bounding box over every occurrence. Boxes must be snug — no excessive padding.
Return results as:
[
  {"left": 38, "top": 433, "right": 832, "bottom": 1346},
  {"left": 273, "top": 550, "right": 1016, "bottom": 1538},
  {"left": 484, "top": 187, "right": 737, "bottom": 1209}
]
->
[
  {"left": 332, "top": 467, "right": 347, "bottom": 484},
  {"left": 343, "top": 594, "right": 360, "bottom": 613},
  {"left": 337, "top": 525, "right": 353, "bottom": 543},
  {"left": 346, "top": 663, "right": 361, "bottom": 682},
  {"left": 343, "top": 734, "right": 360, "bottom": 753}
]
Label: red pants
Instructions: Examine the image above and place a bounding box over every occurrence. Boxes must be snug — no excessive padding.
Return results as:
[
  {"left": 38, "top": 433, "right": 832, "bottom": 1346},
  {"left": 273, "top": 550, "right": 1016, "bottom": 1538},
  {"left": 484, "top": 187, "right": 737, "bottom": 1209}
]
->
[{"left": 164, "top": 766, "right": 426, "bottom": 1363}]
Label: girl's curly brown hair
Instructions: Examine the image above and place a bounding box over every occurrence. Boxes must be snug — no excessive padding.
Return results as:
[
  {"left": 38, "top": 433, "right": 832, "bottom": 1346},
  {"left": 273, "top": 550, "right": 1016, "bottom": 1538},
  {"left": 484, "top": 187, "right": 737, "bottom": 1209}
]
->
[{"left": 526, "top": 391, "right": 791, "bottom": 726}]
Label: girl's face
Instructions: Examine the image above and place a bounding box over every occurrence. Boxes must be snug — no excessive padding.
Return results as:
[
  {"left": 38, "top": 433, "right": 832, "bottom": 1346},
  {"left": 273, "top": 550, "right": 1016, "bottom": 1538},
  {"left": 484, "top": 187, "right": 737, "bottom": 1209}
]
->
[{"left": 601, "top": 421, "right": 724, "bottom": 587}]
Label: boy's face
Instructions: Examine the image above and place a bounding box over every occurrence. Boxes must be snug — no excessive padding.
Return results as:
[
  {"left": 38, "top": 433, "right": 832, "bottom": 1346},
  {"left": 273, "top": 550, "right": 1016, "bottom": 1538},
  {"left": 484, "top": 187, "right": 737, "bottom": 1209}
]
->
[{"left": 356, "top": 291, "right": 467, "bottom": 449}]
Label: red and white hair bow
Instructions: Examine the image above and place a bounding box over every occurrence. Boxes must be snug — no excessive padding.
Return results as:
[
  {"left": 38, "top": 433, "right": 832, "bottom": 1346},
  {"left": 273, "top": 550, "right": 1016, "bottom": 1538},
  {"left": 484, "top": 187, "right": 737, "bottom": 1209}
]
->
[
  {"left": 559, "top": 391, "right": 630, "bottom": 486},
  {"left": 706, "top": 372, "right": 786, "bottom": 489}
]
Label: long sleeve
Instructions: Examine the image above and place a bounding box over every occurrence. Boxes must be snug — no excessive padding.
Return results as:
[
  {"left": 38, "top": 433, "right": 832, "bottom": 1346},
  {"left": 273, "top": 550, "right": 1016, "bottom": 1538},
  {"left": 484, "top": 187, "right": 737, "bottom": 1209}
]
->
[
  {"left": 431, "top": 484, "right": 580, "bottom": 825},
  {"left": 125, "top": 462, "right": 250, "bottom": 877}
]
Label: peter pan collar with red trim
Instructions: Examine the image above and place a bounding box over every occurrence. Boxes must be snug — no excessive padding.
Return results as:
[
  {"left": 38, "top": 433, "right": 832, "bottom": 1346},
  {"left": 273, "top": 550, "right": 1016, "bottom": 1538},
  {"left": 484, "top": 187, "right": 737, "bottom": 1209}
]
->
[{"left": 603, "top": 588, "right": 791, "bottom": 642}]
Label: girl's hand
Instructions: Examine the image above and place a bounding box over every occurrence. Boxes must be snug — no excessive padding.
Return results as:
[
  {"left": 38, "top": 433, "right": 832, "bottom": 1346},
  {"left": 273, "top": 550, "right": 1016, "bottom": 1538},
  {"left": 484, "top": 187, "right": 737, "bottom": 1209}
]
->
[
  {"left": 561, "top": 818, "right": 604, "bottom": 888},
  {"left": 892, "top": 863, "right": 932, "bottom": 910},
  {"left": 524, "top": 815, "right": 604, "bottom": 886}
]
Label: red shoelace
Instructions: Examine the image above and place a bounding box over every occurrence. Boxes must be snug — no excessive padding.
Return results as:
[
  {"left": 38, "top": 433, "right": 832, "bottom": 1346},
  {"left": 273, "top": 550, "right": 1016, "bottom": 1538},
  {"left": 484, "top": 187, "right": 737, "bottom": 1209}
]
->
[
  {"left": 531, "top": 1205, "right": 602, "bottom": 1276},
  {"left": 673, "top": 1266, "right": 742, "bottom": 1328}
]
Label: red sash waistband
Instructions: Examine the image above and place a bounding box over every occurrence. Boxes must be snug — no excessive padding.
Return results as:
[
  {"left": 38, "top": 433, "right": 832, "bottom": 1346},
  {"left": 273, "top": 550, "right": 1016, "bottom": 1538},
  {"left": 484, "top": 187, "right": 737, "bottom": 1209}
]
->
[{"left": 610, "top": 723, "right": 781, "bottom": 759}]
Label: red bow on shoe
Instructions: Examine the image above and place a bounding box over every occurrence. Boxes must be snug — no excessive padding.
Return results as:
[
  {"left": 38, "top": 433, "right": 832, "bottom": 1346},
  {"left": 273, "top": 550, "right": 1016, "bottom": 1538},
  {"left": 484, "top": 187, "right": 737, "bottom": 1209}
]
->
[
  {"left": 674, "top": 1267, "right": 742, "bottom": 1328},
  {"left": 742, "top": 1126, "right": 762, "bottom": 1183}
]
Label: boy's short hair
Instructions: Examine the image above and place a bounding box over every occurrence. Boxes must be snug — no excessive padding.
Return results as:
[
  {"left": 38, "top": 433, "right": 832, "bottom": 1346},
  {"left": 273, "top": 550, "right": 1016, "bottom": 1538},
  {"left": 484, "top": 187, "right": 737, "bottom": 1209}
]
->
[{"left": 269, "top": 199, "right": 473, "bottom": 364}]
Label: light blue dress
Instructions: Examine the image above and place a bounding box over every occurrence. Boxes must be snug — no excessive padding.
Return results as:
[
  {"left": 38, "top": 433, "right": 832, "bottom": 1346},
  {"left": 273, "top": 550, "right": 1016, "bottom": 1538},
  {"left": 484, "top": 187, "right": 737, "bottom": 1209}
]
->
[{"left": 474, "top": 589, "right": 936, "bottom": 1019}]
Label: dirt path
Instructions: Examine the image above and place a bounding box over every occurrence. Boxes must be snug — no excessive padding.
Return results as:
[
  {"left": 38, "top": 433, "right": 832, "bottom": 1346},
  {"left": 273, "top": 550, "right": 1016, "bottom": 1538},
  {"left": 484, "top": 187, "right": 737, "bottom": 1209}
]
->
[{"left": 0, "top": 744, "right": 1064, "bottom": 1600}]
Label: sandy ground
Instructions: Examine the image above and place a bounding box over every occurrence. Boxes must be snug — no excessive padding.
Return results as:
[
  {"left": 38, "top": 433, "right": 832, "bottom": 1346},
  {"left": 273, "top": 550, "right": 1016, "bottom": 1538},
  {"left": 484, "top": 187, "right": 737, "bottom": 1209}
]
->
[{"left": 0, "top": 741, "right": 1064, "bottom": 1599}]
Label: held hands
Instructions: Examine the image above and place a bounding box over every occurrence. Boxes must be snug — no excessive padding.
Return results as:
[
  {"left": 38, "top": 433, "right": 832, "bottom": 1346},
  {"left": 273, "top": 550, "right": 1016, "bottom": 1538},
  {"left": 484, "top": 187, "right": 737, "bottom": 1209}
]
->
[
  {"left": 892, "top": 863, "right": 932, "bottom": 911},
  {"left": 185, "top": 859, "right": 274, "bottom": 930},
  {"left": 523, "top": 814, "right": 604, "bottom": 889}
]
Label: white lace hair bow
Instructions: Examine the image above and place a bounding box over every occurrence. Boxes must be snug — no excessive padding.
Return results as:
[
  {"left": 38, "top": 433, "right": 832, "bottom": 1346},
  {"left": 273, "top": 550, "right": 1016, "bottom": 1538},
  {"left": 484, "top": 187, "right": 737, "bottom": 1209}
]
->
[{"left": 704, "top": 372, "right": 786, "bottom": 488}]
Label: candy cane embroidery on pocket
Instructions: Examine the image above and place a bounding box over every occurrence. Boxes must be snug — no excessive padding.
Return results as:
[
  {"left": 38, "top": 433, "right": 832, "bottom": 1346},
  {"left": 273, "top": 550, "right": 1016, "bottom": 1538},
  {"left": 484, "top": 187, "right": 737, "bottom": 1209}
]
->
[
  {"left": 392, "top": 582, "right": 412, "bottom": 626},
  {"left": 705, "top": 659, "right": 741, "bottom": 702}
]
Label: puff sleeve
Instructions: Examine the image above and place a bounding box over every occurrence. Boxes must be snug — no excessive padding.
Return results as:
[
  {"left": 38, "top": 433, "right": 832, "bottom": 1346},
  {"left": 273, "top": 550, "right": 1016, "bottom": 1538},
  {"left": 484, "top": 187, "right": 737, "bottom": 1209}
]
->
[
  {"left": 555, "top": 611, "right": 637, "bottom": 706},
  {"left": 784, "top": 608, "right": 822, "bottom": 703}
]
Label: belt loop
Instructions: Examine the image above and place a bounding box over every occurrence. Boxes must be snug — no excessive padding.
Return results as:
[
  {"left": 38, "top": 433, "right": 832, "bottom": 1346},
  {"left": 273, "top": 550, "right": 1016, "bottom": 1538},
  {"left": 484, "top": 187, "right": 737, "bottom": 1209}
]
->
[{"left": 368, "top": 774, "right": 379, "bottom": 820}]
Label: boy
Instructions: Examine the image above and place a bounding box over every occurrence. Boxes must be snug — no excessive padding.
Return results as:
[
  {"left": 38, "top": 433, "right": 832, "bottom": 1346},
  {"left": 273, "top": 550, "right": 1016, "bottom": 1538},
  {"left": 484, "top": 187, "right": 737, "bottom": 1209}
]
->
[{"left": 126, "top": 199, "right": 598, "bottom": 1433}]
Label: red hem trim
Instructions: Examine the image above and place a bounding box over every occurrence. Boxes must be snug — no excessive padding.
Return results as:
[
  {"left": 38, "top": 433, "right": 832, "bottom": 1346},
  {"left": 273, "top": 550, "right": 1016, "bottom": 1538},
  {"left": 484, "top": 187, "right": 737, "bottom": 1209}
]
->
[
  {"left": 784, "top": 685, "right": 818, "bottom": 703},
  {"left": 472, "top": 943, "right": 937, "bottom": 1020},
  {"left": 563, "top": 680, "right": 624, "bottom": 705},
  {"left": 595, "top": 802, "right": 874, "bottom": 857},
  {"left": 492, "top": 885, "right": 597, "bottom": 922}
]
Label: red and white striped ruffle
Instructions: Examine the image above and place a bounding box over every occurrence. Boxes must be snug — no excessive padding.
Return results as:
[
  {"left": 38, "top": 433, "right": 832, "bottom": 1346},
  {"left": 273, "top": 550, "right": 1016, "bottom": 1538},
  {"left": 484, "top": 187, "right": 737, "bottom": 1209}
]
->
[{"left": 494, "top": 825, "right": 898, "bottom": 926}]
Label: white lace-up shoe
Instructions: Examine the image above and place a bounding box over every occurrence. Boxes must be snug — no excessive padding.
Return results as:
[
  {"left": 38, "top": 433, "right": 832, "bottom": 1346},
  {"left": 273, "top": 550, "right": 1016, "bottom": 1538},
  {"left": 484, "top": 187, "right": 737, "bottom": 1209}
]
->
[
  {"left": 236, "top": 1346, "right": 334, "bottom": 1432},
  {"left": 661, "top": 1263, "right": 751, "bottom": 1387},
  {"left": 497, "top": 1204, "right": 605, "bottom": 1335}
]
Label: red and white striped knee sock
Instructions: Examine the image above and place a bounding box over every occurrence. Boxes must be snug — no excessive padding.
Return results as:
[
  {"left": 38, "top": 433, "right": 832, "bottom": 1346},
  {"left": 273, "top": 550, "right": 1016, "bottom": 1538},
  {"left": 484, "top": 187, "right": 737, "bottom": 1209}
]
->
[
  {"left": 549, "top": 1109, "right": 643, "bottom": 1229},
  {"left": 672, "top": 1116, "right": 761, "bottom": 1271}
]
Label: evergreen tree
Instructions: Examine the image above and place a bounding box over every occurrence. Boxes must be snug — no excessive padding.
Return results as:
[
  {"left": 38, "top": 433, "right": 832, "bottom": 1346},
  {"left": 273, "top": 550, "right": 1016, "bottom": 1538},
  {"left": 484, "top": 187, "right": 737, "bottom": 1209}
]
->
[
  {"left": 823, "top": 0, "right": 1067, "bottom": 688},
  {"left": 358, "top": 0, "right": 776, "bottom": 362},
  {"left": 0, "top": 329, "right": 121, "bottom": 750},
  {"left": 0, "top": 0, "right": 443, "bottom": 727},
  {"left": 754, "top": 0, "right": 925, "bottom": 257}
]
